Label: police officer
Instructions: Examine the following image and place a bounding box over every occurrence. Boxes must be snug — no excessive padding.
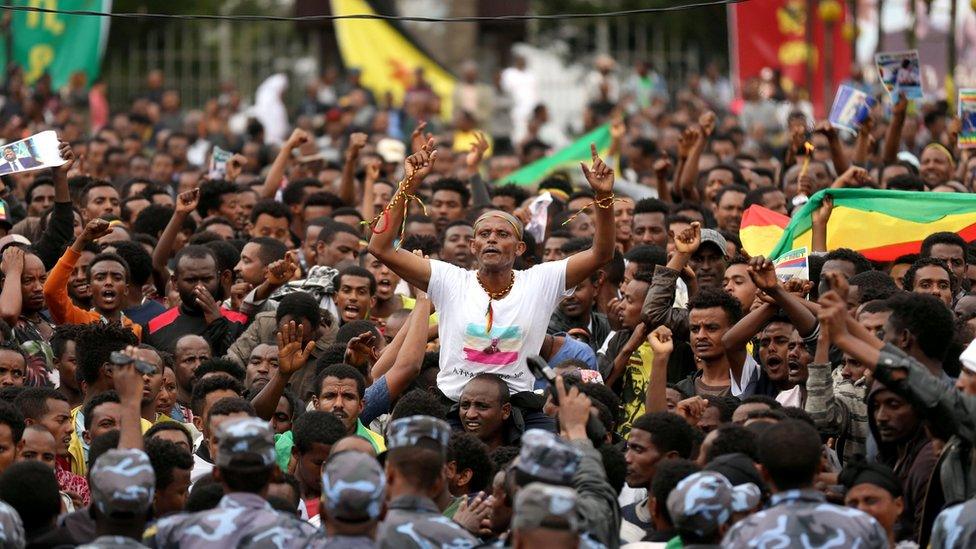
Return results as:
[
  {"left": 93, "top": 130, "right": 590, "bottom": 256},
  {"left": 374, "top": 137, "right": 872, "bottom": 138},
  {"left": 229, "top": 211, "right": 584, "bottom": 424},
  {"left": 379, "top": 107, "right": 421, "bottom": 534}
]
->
[
  {"left": 376, "top": 415, "right": 477, "bottom": 548},
  {"left": 78, "top": 449, "right": 156, "bottom": 549},
  {"left": 146, "top": 417, "right": 316, "bottom": 548},
  {"left": 512, "top": 483, "right": 581, "bottom": 549},
  {"left": 305, "top": 449, "right": 386, "bottom": 548},
  {"left": 666, "top": 471, "right": 760, "bottom": 546}
]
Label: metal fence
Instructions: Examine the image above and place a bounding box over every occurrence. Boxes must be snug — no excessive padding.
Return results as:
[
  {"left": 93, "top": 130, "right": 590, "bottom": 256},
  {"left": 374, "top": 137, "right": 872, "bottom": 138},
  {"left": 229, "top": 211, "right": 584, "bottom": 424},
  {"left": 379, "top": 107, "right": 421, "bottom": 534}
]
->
[{"left": 101, "top": 19, "right": 318, "bottom": 109}]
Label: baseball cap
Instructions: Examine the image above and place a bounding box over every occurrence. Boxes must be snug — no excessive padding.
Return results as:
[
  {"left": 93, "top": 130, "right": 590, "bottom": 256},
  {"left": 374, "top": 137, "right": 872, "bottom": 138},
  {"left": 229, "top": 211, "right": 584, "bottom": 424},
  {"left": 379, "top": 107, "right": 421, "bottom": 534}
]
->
[
  {"left": 321, "top": 450, "right": 386, "bottom": 522},
  {"left": 515, "top": 430, "right": 582, "bottom": 485},
  {"left": 385, "top": 415, "right": 451, "bottom": 455},
  {"left": 667, "top": 471, "right": 761, "bottom": 539},
  {"left": 699, "top": 228, "right": 730, "bottom": 258},
  {"left": 512, "top": 483, "right": 579, "bottom": 532},
  {"left": 376, "top": 138, "right": 406, "bottom": 164},
  {"left": 90, "top": 448, "right": 156, "bottom": 519},
  {"left": 215, "top": 417, "right": 276, "bottom": 468}
]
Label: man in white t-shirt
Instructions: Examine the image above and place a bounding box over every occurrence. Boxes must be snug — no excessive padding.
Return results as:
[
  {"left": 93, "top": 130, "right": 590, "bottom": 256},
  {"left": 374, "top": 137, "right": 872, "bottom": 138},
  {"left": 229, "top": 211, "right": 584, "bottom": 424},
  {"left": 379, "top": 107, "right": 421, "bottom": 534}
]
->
[{"left": 367, "top": 141, "right": 616, "bottom": 413}]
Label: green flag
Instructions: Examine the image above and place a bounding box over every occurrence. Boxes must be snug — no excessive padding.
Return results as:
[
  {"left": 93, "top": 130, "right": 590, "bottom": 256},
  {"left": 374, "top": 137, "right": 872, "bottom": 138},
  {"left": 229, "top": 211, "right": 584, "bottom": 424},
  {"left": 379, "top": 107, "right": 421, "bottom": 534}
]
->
[
  {"left": 497, "top": 123, "right": 613, "bottom": 187},
  {"left": 7, "top": 0, "right": 112, "bottom": 89}
]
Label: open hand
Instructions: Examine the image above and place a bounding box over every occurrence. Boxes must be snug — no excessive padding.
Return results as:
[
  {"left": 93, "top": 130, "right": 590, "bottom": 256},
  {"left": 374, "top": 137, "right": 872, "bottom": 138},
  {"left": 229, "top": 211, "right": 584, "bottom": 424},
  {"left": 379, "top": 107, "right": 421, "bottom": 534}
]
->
[
  {"left": 465, "top": 132, "right": 489, "bottom": 169},
  {"left": 193, "top": 284, "right": 222, "bottom": 324},
  {"left": 277, "top": 320, "right": 316, "bottom": 376}
]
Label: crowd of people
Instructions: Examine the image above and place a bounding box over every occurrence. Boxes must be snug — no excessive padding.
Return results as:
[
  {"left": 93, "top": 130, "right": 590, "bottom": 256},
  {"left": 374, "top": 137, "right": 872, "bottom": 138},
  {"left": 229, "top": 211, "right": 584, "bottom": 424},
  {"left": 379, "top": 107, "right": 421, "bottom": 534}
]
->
[{"left": 0, "top": 46, "right": 974, "bottom": 549}]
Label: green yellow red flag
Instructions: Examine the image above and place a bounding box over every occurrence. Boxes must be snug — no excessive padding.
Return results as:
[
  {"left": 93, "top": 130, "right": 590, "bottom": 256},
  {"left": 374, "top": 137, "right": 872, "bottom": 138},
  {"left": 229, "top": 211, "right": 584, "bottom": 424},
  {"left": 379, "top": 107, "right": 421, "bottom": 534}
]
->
[{"left": 769, "top": 188, "right": 976, "bottom": 261}]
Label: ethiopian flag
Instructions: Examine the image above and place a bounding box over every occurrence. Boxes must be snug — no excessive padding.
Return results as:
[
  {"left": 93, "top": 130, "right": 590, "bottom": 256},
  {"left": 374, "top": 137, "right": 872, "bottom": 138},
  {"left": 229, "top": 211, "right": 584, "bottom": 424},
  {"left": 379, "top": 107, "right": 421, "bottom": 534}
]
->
[
  {"left": 740, "top": 205, "right": 790, "bottom": 258},
  {"left": 769, "top": 189, "right": 976, "bottom": 261},
  {"left": 330, "top": 0, "right": 456, "bottom": 117},
  {"left": 498, "top": 123, "right": 612, "bottom": 187}
]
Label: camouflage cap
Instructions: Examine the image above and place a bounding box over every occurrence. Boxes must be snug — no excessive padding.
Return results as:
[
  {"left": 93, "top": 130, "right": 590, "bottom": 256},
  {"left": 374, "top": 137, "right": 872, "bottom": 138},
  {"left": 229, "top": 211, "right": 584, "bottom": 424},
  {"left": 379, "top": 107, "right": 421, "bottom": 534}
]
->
[
  {"left": 667, "top": 471, "right": 760, "bottom": 539},
  {"left": 385, "top": 415, "right": 451, "bottom": 454},
  {"left": 515, "top": 430, "right": 582, "bottom": 485},
  {"left": 321, "top": 450, "right": 386, "bottom": 522},
  {"left": 0, "top": 500, "right": 23, "bottom": 549},
  {"left": 90, "top": 448, "right": 156, "bottom": 518},
  {"left": 932, "top": 499, "right": 976, "bottom": 549},
  {"left": 512, "top": 482, "right": 579, "bottom": 533},
  {"left": 215, "top": 417, "right": 276, "bottom": 468}
]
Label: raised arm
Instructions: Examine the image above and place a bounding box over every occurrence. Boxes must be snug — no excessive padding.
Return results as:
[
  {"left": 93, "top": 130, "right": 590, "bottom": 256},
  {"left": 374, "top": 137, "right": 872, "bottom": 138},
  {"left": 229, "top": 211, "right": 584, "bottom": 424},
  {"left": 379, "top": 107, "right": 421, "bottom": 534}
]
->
[
  {"left": 0, "top": 247, "right": 25, "bottom": 325},
  {"left": 882, "top": 93, "right": 908, "bottom": 166},
  {"left": 815, "top": 121, "right": 850, "bottom": 176},
  {"left": 260, "top": 129, "right": 309, "bottom": 199},
  {"left": 33, "top": 141, "right": 76, "bottom": 270},
  {"left": 853, "top": 115, "right": 875, "bottom": 166},
  {"left": 114, "top": 347, "right": 146, "bottom": 451},
  {"left": 365, "top": 144, "right": 437, "bottom": 291},
  {"left": 151, "top": 189, "right": 198, "bottom": 292},
  {"left": 748, "top": 256, "right": 818, "bottom": 337},
  {"left": 338, "top": 132, "right": 367, "bottom": 206},
  {"left": 644, "top": 326, "right": 673, "bottom": 414},
  {"left": 252, "top": 321, "right": 315, "bottom": 420},
  {"left": 566, "top": 144, "right": 616, "bottom": 289},
  {"left": 43, "top": 219, "right": 112, "bottom": 324},
  {"left": 360, "top": 159, "right": 381, "bottom": 235},
  {"left": 382, "top": 294, "right": 431, "bottom": 398},
  {"left": 678, "top": 126, "right": 705, "bottom": 202},
  {"left": 811, "top": 194, "right": 833, "bottom": 253},
  {"left": 463, "top": 132, "right": 492, "bottom": 208}
]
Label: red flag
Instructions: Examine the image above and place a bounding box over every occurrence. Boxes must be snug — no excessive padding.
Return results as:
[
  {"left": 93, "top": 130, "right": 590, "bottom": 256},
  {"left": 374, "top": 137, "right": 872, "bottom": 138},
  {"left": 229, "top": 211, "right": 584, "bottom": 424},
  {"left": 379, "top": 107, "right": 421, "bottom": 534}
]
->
[{"left": 729, "top": 0, "right": 851, "bottom": 117}]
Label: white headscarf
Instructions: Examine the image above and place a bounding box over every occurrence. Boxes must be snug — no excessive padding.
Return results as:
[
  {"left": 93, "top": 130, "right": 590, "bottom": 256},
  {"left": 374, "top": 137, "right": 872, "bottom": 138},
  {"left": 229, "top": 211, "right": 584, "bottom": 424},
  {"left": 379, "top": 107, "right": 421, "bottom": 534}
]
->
[{"left": 253, "top": 73, "right": 289, "bottom": 145}]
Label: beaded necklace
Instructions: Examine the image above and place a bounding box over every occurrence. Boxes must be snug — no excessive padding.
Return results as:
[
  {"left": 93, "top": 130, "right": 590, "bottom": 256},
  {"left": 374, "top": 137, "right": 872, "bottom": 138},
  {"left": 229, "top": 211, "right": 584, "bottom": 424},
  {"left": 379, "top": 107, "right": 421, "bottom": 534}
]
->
[{"left": 476, "top": 270, "right": 514, "bottom": 335}]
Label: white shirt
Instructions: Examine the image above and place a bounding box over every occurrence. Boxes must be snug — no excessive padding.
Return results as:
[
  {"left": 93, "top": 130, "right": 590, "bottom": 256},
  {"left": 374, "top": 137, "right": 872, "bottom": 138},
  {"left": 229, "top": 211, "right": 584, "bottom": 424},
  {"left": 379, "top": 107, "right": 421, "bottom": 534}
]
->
[{"left": 427, "top": 258, "right": 572, "bottom": 400}]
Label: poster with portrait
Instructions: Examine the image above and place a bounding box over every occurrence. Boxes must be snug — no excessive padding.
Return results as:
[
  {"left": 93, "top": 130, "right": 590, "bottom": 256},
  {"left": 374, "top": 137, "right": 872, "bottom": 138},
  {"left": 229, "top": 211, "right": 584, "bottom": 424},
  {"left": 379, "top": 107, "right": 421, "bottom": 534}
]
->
[
  {"left": 875, "top": 50, "right": 923, "bottom": 100},
  {"left": 828, "top": 85, "right": 876, "bottom": 132},
  {"left": 208, "top": 146, "right": 232, "bottom": 179},
  {"left": 0, "top": 131, "right": 65, "bottom": 175},
  {"left": 959, "top": 89, "right": 976, "bottom": 149}
]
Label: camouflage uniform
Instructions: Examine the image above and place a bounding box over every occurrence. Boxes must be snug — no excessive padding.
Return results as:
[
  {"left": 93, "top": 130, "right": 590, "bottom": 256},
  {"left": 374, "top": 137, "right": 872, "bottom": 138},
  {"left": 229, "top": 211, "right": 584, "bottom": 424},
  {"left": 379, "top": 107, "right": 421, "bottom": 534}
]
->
[
  {"left": 513, "top": 483, "right": 579, "bottom": 533},
  {"left": 515, "top": 430, "right": 620, "bottom": 548},
  {"left": 930, "top": 499, "right": 976, "bottom": 549},
  {"left": 376, "top": 416, "right": 477, "bottom": 549},
  {"left": 0, "top": 500, "right": 24, "bottom": 549},
  {"left": 78, "top": 448, "right": 156, "bottom": 549},
  {"left": 720, "top": 489, "right": 888, "bottom": 548},
  {"left": 304, "top": 450, "right": 386, "bottom": 548},
  {"left": 145, "top": 418, "right": 316, "bottom": 549},
  {"left": 666, "top": 471, "right": 760, "bottom": 544}
]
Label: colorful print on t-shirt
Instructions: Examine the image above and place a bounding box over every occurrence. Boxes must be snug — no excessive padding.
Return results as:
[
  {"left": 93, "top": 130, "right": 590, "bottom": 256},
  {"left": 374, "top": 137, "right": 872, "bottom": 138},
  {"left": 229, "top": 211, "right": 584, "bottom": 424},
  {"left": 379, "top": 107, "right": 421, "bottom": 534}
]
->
[{"left": 462, "top": 323, "right": 523, "bottom": 365}]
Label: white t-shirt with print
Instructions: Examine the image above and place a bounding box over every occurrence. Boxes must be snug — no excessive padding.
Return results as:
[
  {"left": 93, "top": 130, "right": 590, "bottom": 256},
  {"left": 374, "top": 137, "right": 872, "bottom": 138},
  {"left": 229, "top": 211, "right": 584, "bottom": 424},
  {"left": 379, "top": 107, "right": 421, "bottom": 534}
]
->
[{"left": 428, "top": 258, "right": 572, "bottom": 401}]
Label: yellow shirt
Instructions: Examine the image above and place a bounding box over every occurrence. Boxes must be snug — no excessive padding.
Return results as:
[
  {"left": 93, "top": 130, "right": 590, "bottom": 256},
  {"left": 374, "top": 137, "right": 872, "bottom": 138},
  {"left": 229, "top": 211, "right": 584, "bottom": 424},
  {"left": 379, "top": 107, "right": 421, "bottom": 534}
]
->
[{"left": 68, "top": 405, "right": 173, "bottom": 476}]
